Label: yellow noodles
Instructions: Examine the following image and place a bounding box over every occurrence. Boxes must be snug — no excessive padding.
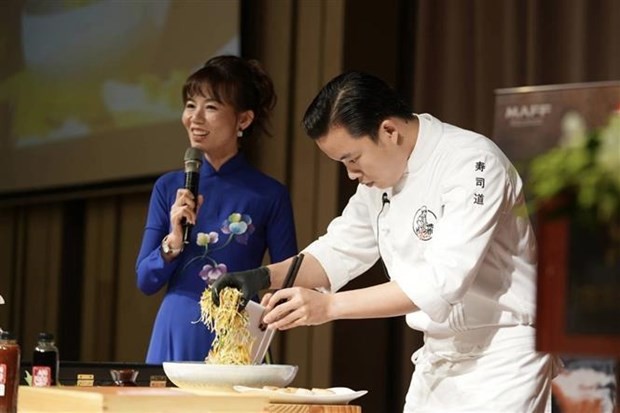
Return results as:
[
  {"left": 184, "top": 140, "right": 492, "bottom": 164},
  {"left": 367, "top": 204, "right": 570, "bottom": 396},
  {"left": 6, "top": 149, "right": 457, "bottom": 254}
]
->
[{"left": 199, "top": 287, "right": 253, "bottom": 365}]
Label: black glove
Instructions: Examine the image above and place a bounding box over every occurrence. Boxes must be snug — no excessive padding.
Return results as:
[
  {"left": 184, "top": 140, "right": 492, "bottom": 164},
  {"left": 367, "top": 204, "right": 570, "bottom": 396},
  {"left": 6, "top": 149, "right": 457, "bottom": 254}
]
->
[{"left": 211, "top": 267, "right": 271, "bottom": 310}]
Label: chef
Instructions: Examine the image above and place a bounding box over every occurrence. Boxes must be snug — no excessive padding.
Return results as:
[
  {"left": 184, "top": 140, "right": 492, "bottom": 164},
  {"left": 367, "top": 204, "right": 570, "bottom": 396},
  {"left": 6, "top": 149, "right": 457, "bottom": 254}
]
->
[{"left": 213, "top": 71, "right": 560, "bottom": 413}]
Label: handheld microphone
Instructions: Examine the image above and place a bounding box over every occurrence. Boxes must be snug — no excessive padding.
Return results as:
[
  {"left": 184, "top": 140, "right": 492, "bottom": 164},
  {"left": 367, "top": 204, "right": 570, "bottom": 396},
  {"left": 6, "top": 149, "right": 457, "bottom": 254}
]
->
[
  {"left": 382, "top": 192, "right": 390, "bottom": 206},
  {"left": 182, "top": 147, "right": 203, "bottom": 245}
]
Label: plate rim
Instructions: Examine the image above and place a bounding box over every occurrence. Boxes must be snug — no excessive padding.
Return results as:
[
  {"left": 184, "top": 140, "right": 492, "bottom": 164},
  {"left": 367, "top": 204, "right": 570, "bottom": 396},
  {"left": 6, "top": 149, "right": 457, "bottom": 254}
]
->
[
  {"left": 163, "top": 361, "right": 298, "bottom": 369},
  {"left": 232, "top": 385, "right": 368, "bottom": 404}
]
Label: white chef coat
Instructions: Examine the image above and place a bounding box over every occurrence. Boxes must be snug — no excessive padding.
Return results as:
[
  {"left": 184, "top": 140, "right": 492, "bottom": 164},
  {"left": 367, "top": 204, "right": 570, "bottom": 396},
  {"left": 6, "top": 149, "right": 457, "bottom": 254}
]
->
[{"left": 304, "top": 114, "right": 558, "bottom": 412}]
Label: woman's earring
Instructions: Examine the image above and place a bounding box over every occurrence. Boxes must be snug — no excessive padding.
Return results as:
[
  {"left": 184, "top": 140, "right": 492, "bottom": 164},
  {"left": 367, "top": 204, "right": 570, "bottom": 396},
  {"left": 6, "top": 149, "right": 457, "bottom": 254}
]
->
[{"left": 237, "top": 129, "right": 243, "bottom": 138}]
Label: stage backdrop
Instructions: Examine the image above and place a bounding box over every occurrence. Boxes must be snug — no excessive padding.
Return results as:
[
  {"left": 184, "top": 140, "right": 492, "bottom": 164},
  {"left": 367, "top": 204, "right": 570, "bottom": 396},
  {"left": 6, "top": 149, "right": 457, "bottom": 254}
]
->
[{"left": 0, "top": 0, "right": 240, "bottom": 194}]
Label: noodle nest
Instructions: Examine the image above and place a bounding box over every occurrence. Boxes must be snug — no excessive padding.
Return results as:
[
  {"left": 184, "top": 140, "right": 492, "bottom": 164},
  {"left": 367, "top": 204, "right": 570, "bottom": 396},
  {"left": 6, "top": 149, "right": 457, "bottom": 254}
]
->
[{"left": 199, "top": 287, "right": 254, "bottom": 365}]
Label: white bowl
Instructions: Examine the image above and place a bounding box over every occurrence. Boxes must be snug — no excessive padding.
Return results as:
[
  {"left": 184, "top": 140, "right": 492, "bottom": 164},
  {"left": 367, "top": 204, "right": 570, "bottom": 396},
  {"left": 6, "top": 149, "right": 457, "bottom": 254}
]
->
[{"left": 162, "top": 362, "right": 298, "bottom": 392}]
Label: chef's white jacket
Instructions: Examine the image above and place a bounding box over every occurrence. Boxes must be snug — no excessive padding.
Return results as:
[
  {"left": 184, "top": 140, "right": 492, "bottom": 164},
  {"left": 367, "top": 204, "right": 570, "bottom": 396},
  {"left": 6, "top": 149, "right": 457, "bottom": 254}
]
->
[
  {"left": 304, "top": 113, "right": 538, "bottom": 337},
  {"left": 304, "top": 114, "right": 558, "bottom": 411}
]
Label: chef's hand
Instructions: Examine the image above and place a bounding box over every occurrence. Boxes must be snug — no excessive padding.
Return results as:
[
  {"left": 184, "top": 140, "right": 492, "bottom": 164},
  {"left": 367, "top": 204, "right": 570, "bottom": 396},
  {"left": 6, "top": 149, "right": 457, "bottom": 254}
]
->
[
  {"left": 212, "top": 267, "right": 271, "bottom": 309},
  {"left": 261, "top": 287, "right": 333, "bottom": 330}
]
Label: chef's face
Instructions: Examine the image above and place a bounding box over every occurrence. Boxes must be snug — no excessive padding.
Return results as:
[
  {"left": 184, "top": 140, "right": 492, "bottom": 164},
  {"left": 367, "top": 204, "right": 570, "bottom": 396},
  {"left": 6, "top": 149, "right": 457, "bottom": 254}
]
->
[{"left": 316, "top": 122, "right": 408, "bottom": 189}]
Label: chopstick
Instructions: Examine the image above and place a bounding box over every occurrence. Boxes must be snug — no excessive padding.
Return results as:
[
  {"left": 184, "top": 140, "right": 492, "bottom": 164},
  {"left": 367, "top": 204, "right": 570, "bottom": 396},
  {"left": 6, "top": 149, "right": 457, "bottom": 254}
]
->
[
  {"left": 282, "top": 253, "right": 304, "bottom": 289},
  {"left": 259, "top": 253, "right": 304, "bottom": 331}
]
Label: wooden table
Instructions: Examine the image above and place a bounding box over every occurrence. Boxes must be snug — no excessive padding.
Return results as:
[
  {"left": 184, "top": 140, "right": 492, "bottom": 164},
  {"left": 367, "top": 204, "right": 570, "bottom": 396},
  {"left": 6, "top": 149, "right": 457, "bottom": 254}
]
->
[{"left": 18, "top": 386, "right": 362, "bottom": 413}]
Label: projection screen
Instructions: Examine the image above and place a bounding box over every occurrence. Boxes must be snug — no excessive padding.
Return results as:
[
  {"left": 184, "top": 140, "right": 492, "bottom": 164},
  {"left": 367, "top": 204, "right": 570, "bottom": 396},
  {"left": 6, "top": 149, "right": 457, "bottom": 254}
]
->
[{"left": 0, "top": 0, "right": 240, "bottom": 194}]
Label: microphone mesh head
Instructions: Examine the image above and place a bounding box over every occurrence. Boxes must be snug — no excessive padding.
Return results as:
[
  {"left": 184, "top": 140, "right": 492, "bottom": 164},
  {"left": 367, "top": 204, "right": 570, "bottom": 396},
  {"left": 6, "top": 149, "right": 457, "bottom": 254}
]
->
[
  {"left": 184, "top": 147, "right": 203, "bottom": 162},
  {"left": 184, "top": 147, "right": 203, "bottom": 172}
]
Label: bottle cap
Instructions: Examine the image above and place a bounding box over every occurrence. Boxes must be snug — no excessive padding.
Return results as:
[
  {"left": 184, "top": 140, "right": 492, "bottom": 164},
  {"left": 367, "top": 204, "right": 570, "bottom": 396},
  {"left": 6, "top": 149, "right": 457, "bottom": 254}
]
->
[
  {"left": 1, "top": 330, "right": 15, "bottom": 340},
  {"left": 38, "top": 332, "right": 55, "bottom": 342}
]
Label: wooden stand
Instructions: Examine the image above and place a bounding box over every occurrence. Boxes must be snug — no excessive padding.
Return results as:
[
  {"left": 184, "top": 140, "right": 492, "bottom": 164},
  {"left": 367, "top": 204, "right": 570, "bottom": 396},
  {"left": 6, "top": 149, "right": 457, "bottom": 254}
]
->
[
  {"left": 536, "top": 198, "right": 620, "bottom": 356},
  {"left": 537, "top": 200, "right": 620, "bottom": 412}
]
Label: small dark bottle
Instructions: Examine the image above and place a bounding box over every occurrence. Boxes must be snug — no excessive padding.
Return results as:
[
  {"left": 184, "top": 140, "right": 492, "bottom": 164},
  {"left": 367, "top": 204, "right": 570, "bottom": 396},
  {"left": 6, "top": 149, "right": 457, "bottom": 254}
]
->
[
  {"left": 0, "top": 330, "right": 21, "bottom": 413},
  {"left": 32, "top": 332, "right": 59, "bottom": 387},
  {"left": 110, "top": 369, "right": 139, "bottom": 387}
]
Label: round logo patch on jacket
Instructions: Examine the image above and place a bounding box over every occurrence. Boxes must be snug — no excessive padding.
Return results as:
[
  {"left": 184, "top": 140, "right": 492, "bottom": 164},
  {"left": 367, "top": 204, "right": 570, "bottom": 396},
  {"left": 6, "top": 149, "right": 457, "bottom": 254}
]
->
[{"left": 413, "top": 206, "right": 437, "bottom": 241}]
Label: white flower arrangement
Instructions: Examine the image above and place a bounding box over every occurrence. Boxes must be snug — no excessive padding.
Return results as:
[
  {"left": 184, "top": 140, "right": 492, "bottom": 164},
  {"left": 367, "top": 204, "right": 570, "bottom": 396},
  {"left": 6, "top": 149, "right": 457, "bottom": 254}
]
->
[
  {"left": 529, "top": 108, "right": 620, "bottom": 221},
  {"left": 528, "top": 107, "right": 620, "bottom": 258}
]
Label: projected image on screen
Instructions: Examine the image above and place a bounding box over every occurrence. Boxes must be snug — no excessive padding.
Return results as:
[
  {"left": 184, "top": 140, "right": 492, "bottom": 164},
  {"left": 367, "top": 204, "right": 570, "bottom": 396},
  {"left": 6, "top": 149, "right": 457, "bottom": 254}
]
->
[
  {"left": 0, "top": 0, "right": 240, "bottom": 193},
  {"left": 15, "top": 0, "right": 179, "bottom": 145}
]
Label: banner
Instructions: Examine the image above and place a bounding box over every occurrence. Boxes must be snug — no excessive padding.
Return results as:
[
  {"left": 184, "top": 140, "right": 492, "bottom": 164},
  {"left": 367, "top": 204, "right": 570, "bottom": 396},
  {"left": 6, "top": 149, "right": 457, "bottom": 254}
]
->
[{"left": 493, "top": 81, "right": 620, "bottom": 413}]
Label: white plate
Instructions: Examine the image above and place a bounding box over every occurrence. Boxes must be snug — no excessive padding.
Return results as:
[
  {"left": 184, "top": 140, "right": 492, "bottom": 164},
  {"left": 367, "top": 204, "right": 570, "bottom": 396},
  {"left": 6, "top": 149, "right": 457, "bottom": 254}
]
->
[
  {"left": 162, "top": 362, "right": 297, "bottom": 392},
  {"left": 233, "top": 385, "right": 368, "bottom": 404}
]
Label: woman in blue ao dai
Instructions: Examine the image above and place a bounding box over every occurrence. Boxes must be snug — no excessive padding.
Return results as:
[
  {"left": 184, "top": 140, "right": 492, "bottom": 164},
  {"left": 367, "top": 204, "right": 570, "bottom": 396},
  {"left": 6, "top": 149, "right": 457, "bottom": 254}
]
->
[{"left": 136, "top": 56, "right": 297, "bottom": 363}]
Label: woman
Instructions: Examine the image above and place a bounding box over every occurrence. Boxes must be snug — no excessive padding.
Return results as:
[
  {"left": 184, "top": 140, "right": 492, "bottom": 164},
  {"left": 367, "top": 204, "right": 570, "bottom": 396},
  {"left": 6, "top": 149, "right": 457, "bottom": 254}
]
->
[{"left": 136, "top": 55, "right": 298, "bottom": 363}]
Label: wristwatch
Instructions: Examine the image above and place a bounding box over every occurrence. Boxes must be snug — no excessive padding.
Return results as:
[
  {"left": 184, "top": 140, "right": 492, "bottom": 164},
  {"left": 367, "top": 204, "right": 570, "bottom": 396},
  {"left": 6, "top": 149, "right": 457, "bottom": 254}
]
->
[{"left": 161, "top": 235, "right": 183, "bottom": 255}]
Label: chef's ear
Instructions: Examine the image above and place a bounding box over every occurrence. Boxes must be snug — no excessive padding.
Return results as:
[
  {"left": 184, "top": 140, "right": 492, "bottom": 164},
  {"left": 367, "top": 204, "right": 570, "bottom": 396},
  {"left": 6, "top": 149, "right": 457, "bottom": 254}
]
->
[{"left": 379, "top": 119, "right": 399, "bottom": 144}]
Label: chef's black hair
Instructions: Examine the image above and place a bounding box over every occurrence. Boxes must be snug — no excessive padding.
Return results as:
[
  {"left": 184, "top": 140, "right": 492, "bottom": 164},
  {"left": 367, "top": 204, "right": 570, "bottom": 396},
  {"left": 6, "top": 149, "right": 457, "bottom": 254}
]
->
[{"left": 302, "top": 71, "right": 414, "bottom": 141}]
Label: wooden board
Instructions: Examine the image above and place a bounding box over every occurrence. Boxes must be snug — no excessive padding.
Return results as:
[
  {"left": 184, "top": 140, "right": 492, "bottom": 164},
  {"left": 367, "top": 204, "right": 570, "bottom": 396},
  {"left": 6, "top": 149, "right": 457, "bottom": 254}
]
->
[
  {"left": 18, "top": 386, "right": 362, "bottom": 412},
  {"left": 18, "top": 386, "right": 268, "bottom": 413}
]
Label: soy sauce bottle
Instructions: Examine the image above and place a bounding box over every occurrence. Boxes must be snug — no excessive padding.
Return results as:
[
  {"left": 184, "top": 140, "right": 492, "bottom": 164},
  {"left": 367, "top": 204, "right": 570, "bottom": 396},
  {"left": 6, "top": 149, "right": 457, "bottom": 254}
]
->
[
  {"left": 0, "top": 331, "right": 20, "bottom": 413},
  {"left": 32, "top": 332, "right": 59, "bottom": 386}
]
